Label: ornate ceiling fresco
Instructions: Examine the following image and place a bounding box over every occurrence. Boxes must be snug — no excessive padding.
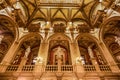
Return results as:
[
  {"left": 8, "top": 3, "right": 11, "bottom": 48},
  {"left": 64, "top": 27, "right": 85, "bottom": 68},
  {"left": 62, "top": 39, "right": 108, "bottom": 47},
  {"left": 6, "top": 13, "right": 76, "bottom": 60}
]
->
[{"left": 0, "top": 0, "right": 114, "bottom": 30}]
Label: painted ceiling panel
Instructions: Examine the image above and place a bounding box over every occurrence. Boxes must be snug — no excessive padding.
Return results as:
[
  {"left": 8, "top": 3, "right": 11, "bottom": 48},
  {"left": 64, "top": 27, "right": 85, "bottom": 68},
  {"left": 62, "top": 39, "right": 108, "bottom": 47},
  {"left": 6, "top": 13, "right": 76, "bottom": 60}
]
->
[
  {"left": 33, "top": 10, "right": 46, "bottom": 20},
  {"left": 84, "top": 1, "right": 95, "bottom": 17},
  {"left": 22, "top": 0, "right": 35, "bottom": 16},
  {"left": 53, "top": 10, "right": 66, "bottom": 20},
  {"left": 51, "top": 9, "right": 58, "bottom": 18},
  {"left": 40, "top": 9, "right": 47, "bottom": 17},
  {"left": 73, "top": 11, "right": 85, "bottom": 20},
  {"left": 84, "top": 0, "right": 94, "bottom": 4}
]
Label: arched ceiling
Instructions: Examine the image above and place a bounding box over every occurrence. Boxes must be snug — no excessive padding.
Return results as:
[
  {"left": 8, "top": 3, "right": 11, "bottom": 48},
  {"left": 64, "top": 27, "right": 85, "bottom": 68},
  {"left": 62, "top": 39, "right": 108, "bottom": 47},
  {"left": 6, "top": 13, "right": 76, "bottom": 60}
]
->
[{"left": 0, "top": 0, "right": 114, "bottom": 30}]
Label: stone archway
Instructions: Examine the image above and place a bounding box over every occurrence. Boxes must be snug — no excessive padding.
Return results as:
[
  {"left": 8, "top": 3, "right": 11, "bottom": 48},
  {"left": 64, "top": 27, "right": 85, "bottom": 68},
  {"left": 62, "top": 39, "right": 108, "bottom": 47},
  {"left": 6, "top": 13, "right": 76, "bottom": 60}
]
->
[
  {"left": 0, "top": 15, "right": 19, "bottom": 63},
  {"left": 11, "top": 33, "right": 42, "bottom": 65},
  {"left": 77, "top": 35, "right": 106, "bottom": 65},
  {"left": 101, "top": 19, "right": 120, "bottom": 67}
]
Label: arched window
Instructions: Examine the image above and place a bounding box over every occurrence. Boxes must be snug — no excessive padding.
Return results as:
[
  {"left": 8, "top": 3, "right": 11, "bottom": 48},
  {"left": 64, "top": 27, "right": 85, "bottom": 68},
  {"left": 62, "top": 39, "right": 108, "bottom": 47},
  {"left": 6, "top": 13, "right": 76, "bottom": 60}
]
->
[
  {"left": 103, "top": 20, "right": 120, "bottom": 67},
  {"left": 0, "top": 16, "right": 17, "bottom": 63},
  {"left": 47, "top": 40, "right": 71, "bottom": 65},
  {"left": 78, "top": 36, "right": 106, "bottom": 65},
  {"left": 12, "top": 36, "right": 41, "bottom": 65}
]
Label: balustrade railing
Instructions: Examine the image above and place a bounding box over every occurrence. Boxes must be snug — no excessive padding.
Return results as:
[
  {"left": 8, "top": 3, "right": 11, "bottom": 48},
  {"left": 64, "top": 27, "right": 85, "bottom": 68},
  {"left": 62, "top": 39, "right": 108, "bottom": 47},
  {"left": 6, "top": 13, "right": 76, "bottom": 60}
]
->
[
  {"left": 6, "top": 65, "right": 19, "bottom": 72},
  {"left": 99, "top": 65, "right": 111, "bottom": 72},
  {"left": 22, "top": 65, "right": 35, "bottom": 72},
  {"left": 83, "top": 65, "right": 96, "bottom": 72},
  {"left": 45, "top": 65, "right": 58, "bottom": 72},
  {"left": 0, "top": 64, "right": 113, "bottom": 73},
  {"left": 61, "top": 65, "right": 73, "bottom": 72}
]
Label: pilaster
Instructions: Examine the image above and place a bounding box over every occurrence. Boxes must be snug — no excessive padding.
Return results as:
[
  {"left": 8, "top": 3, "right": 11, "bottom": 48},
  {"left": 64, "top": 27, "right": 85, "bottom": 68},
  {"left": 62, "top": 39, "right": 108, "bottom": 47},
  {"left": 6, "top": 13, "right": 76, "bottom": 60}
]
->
[
  {"left": 37, "top": 42, "right": 49, "bottom": 65},
  {"left": 69, "top": 42, "right": 80, "bottom": 64}
]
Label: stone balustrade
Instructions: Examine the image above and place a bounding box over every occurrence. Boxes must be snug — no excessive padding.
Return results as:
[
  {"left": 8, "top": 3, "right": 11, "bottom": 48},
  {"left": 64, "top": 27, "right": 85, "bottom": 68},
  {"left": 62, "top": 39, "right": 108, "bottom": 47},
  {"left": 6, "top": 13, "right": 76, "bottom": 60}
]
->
[
  {"left": 45, "top": 65, "right": 58, "bottom": 72},
  {"left": 22, "top": 65, "right": 35, "bottom": 72},
  {"left": 83, "top": 65, "right": 96, "bottom": 72},
  {"left": 6, "top": 65, "right": 19, "bottom": 72},
  {"left": 99, "top": 65, "right": 111, "bottom": 72},
  {"left": 0, "top": 64, "right": 113, "bottom": 73},
  {"left": 61, "top": 65, "right": 73, "bottom": 72}
]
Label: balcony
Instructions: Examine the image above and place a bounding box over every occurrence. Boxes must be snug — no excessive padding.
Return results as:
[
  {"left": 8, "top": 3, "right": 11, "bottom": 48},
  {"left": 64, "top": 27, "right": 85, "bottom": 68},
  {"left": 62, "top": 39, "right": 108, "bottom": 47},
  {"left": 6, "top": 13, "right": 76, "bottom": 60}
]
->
[{"left": 0, "top": 64, "right": 112, "bottom": 73}]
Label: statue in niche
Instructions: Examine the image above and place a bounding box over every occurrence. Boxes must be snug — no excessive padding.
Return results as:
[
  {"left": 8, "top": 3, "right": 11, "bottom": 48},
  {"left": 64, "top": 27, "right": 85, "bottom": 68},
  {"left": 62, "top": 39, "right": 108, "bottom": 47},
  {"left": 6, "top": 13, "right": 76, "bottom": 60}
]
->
[
  {"left": 24, "top": 46, "right": 31, "bottom": 58},
  {"left": 56, "top": 46, "right": 65, "bottom": 59},
  {"left": 88, "top": 46, "right": 94, "bottom": 58},
  {"left": 115, "top": 36, "right": 120, "bottom": 46},
  {"left": 54, "top": 46, "right": 65, "bottom": 65},
  {"left": 0, "top": 35, "right": 4, "bottom": 44}
]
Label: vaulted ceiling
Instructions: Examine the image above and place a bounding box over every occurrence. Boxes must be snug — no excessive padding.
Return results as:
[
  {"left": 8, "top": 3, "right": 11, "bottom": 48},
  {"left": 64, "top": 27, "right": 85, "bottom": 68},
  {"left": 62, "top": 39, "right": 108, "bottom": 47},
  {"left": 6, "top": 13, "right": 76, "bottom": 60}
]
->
[{"left": 0, "top": 0, "right": 114, "bottom": 29}]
